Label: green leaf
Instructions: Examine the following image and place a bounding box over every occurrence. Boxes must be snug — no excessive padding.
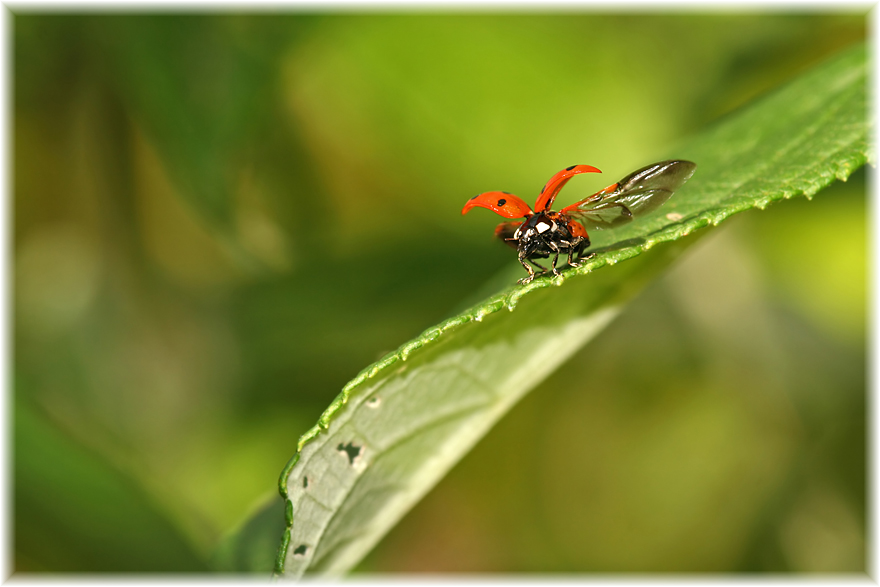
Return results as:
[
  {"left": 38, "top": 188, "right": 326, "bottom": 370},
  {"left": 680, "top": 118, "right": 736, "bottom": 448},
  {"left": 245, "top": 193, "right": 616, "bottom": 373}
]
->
[
  {"left": 86, "top": 15, "right": 303, "bottom": 227},
  {"left": 211, "top": 492, "right": 286, "bottom": 573},
  {"left": 15, "top": 401, "right": 208, "bottom": 572},
  {"left": 273, "top": 43, "right": 868, "bottom": 579}
]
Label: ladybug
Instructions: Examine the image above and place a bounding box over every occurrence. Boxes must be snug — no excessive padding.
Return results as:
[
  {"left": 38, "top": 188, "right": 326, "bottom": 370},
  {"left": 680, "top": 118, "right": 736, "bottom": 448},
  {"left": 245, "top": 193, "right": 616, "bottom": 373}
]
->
[{"left": 462, "top": 160, "right": 697, "bottom": 284}]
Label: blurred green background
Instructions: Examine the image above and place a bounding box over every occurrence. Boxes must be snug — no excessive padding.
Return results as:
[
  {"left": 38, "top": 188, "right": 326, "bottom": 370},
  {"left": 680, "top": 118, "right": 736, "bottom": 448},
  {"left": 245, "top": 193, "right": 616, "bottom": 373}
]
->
[{"left": 14, "top": 13, "right": 866, "bottom": 573}]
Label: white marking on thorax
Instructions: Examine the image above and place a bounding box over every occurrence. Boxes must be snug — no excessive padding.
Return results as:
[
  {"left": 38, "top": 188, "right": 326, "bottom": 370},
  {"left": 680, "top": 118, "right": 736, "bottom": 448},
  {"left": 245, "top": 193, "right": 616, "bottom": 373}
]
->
[{"left": 536, "top": 221, "right": 551, "bottom": 233}]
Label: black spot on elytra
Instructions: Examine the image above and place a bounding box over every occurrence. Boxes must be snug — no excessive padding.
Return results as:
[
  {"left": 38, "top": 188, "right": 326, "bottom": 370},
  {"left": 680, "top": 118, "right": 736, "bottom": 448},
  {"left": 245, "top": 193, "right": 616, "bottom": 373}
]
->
[
  {"left": 294, "top": 544, "right": 308, "bottom": 556},
  {"left": 566, "top": 165, "right": 577, "bottom": 171},
  {"left": 337, "top": 442, "right": 362, "bottom": 465},
  {"left": 497, "top": 198, "right": 507, "bottom": 207}
]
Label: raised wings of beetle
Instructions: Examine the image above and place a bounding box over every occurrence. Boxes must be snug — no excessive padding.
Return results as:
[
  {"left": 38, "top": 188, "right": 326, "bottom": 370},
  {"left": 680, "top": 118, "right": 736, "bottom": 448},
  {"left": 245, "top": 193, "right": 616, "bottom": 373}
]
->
[{"left": 462, "top": 160, "right": 697, "bottom": 284}]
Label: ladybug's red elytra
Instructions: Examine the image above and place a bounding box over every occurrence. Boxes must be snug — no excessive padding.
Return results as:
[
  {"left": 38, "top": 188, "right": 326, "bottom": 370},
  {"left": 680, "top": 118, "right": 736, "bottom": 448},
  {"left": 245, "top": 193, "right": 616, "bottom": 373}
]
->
[{"left": 462, "top": 160, "right": 696, "bottom": 284}]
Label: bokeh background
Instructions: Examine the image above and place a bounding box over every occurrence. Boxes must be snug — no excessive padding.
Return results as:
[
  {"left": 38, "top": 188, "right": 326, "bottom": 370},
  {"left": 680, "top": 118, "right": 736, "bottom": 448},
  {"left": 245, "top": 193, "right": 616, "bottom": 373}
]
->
[{"left": 14, "top": 12, "right": 866, "bottom": 573}]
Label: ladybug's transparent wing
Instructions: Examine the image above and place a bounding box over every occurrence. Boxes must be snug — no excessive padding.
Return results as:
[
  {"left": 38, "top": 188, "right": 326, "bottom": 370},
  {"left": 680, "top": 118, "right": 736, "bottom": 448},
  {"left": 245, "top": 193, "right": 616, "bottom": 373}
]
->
[{"left": 561, "top": 160, "right": 696, "bottom": 230}]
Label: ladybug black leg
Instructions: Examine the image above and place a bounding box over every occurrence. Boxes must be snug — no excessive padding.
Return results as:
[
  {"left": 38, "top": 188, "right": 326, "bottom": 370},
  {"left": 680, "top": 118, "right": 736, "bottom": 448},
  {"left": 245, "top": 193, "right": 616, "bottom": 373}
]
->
[
  {"left": 550, "top": 252, "right": 561, "bottom": 276},
  {"left": 528, "top": 258, "right": 549, "bottom": 275},
  {"left": 567, "top": 238, "right": 590, "bottom": 267},
  {"left": 517, "top": 255, "right": 536, "bottom": 285},
  {"left": 517, "top": 258, "right": 549, "bottom": 285}
]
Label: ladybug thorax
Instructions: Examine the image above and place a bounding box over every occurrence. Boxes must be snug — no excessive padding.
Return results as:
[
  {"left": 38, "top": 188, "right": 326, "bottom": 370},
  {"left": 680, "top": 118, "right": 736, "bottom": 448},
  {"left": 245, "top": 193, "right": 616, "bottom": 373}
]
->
[{"left": 514, "top": 213, "right": 557, "bottom": 240}]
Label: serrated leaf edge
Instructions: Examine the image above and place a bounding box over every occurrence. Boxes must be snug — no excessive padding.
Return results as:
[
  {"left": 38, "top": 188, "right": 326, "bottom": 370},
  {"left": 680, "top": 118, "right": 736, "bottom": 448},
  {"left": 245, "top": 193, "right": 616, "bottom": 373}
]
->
[{"left": 273, "top": 142, "right": 867, "bottom": 576}]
